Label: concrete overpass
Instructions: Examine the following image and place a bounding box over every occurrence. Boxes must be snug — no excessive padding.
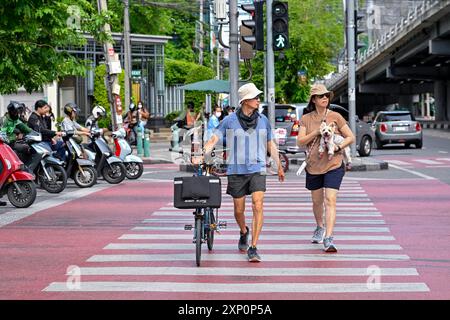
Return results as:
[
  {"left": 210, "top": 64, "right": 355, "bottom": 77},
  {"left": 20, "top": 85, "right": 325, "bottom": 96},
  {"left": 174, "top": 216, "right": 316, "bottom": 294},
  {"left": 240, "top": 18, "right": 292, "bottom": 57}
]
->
[{"left": 326, "top": 0, "right": 450, "bottom": 121}]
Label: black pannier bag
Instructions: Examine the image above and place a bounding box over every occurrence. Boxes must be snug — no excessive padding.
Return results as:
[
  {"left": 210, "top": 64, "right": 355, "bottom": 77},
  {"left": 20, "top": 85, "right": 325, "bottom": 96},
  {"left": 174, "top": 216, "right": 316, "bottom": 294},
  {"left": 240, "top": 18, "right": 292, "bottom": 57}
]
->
[{"left": 173, "top": 176, "right": 222, "bottom": 209}]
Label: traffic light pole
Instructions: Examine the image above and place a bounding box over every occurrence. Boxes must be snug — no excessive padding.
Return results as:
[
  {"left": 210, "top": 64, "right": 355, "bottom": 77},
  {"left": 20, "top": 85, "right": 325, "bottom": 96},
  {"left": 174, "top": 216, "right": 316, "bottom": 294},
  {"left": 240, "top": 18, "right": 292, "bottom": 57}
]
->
[
  {"left": 229, "top": 0, "right": 239, "bottom": 109},
  {"left": 346, "top": 0, "right": 357, "bottom": 157},
  {"left": 266, "top": 0, "right": 276, "bottom": 130}
]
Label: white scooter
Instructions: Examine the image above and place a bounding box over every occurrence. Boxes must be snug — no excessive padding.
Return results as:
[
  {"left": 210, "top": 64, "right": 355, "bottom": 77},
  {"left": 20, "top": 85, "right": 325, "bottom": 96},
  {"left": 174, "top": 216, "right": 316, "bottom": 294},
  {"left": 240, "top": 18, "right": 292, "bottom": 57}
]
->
[{"left": 112, "top": 128, "right": 144, "bottom": 179}]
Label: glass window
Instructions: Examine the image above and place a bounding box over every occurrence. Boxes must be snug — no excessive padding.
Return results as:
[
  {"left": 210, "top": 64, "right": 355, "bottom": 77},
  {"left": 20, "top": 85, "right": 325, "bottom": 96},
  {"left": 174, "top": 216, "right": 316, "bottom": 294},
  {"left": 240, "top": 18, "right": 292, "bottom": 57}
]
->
[{"left": 381, "top": 113, "right": 413, "bottom": 121}]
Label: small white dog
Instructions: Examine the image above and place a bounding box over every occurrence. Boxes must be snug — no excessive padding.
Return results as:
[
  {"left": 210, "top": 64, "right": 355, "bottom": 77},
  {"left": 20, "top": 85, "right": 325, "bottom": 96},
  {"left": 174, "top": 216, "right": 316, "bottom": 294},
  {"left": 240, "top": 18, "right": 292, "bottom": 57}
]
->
[{"left": 319, "top": 122, "right": 352, "bottom": 167}]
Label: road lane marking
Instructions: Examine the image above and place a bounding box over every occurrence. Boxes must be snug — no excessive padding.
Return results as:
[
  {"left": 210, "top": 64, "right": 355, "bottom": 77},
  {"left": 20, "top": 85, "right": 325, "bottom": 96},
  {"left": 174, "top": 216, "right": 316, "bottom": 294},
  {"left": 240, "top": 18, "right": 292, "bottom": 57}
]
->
[
  {"left": 73, "top": 266, "right": 415, "bottom": 276},
  {"left": 142, "top": 219, "right": 387, "bottom": 225},
  {"left": 413, "top": 159, "right": 444, "bottom": 165},
  {"left": 118, "top": 234, "right": 395, "bottom": 241},
  {"left": 43, "top": 281, "right": 429, "bottom": 293},
  {"left": 387, "top": 164, "right": 436, "bottom": 180},
  {"left": 104, "top": 243, "right": 402, "bottom": 251},
  {"left": 132, "top": 226, "right": 390, "bottom": 233},
  {"left": 152, "top": 212, "right": 383, "bottom": 217},
  {"left": 86, "top": 253, "right": 410, "bottom": 262}
]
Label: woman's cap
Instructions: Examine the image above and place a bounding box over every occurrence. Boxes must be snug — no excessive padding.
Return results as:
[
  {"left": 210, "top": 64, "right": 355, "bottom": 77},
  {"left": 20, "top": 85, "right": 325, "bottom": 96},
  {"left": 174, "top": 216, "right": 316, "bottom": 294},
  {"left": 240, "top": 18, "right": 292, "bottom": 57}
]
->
[
  {"left": 238, "top": 83, "right": 263, "bottom": 105},
  {"left": 309, "top": 83, "right": 334, "bottom": 102}
]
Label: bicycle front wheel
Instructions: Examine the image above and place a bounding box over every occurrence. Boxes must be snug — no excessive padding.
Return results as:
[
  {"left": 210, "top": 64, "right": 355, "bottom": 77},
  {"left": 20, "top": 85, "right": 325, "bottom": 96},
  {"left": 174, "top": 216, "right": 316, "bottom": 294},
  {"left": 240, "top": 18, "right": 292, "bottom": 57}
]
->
[
  {"left": 195, "top": 216, "right": 202, "bottom": 267},
  {"left": 207, "top": 209, "right": 215, "bottom": 251}
]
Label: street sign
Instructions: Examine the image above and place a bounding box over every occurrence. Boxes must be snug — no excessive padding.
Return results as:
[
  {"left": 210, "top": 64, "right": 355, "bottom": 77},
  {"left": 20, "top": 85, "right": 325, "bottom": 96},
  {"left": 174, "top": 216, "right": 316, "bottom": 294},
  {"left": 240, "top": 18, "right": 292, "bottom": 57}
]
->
[{"left": 131, "top": 70, "right": 141, "bottom": 78}]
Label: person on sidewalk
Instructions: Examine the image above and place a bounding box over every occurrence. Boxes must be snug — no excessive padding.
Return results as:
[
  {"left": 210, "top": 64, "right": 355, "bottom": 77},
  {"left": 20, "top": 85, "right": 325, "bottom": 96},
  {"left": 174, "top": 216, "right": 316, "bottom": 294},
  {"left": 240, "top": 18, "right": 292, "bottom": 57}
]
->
[
  {"left": 201, "top": 83, "right": 285, "bottom": 262},
  {"left": 297, "top": 84, "right": 355, "bottom": 252}
]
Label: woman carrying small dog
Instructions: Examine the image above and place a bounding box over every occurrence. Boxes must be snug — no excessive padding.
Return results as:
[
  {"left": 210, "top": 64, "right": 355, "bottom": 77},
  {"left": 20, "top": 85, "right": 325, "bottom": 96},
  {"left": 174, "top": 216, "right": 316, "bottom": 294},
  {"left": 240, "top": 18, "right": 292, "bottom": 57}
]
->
[{"left": 297, "top": 84, "right": 355, "bottom": 252}]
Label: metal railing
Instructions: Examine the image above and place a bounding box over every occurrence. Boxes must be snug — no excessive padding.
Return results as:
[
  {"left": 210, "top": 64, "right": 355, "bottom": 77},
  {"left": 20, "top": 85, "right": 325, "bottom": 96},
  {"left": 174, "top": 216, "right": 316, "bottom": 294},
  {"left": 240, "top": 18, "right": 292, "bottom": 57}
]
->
[{"left": 325, "top": 0, "right": 444, "bottom": 89}]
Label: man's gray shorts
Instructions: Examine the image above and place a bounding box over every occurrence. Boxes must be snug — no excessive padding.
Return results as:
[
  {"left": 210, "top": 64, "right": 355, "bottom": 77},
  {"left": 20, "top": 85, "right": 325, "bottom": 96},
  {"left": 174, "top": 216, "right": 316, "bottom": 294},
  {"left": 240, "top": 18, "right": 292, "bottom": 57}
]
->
[{"left": 226, "top": 173, "right": 266, "bottom": 198}]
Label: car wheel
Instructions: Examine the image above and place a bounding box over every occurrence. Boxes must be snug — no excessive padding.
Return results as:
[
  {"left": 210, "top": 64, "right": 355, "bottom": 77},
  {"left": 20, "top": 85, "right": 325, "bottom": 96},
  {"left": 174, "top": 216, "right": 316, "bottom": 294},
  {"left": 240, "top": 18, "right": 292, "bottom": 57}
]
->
[
  {"left": 358, "top": 136, "right": 372, "bottom": 157},
  {"left": 415, "top": 140, "right": 423, "bottom": 149},
  {"left": 405, "top": 143, "right": 411, "bottom": 148}
]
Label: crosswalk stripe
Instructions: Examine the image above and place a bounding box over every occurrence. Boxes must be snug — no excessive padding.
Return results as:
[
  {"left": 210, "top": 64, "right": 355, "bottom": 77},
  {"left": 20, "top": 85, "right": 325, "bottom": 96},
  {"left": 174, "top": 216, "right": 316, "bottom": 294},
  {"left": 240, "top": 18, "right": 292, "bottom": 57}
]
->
[
  {"left": 119, "top": 234, "right": 395, "bottom": 241},
  {"left": 44, "top": 281, "right": 429, "bottom": 293},
  {"left": 87, "top": 253, "right": 410, "bottom": 262},
  {"left": 104, "top": 243, "right": 403, "bottom": 251},
  {"left": 73, "top": 266, "right": 415, "bottom": 276},
  {"left": 142, "top": 219, "right": 386, "bottom": 225},
  {"left": 132, "top": 226, "right": 390, "bottom": 233},
  {"left": 413, "top": 159, "right": 444, "bottom": 165},
  {"left": 385, "top": 160, "right": 412, "bottom": 166},
  {"left": 153, "top": 212, "right": 382, "bottom": 217}
]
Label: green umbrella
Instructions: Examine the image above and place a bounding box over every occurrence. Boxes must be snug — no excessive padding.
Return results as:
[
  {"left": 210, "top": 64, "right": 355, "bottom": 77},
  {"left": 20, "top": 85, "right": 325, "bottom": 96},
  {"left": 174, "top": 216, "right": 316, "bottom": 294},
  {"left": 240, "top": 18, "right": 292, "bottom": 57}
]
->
[{"left": 179, "top": 79, "right": 230, "bottom": 93}]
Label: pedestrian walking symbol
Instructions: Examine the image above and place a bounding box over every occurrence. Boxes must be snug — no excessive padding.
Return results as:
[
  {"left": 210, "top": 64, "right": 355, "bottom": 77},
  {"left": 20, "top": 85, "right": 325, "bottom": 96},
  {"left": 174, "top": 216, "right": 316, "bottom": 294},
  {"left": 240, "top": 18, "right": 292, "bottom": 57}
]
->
[{"left": 274, "top": 34, "right": 287, "bottom": 49}]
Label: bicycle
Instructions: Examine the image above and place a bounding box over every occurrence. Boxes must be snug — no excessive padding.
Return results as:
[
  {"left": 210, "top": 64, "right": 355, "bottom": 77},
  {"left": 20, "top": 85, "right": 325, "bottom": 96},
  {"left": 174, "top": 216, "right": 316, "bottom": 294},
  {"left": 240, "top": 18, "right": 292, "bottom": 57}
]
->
[{"left": 174, "top": 157, "right": 227, "bottom": 267}]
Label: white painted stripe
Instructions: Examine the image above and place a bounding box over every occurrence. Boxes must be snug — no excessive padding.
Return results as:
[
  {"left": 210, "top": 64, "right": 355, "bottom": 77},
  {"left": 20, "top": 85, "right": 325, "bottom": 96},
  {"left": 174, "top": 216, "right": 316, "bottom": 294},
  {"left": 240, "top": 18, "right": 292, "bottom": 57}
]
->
[
  {"left": 119, "top": 234, "right": 395, "bottom": 241},
  {"left": 87, "top": 253, "right": 410, "bottom": 262},
  {"left": 142, "top": 219, "right": 386, "bottom": 225},
  {"left": 425, "top": 165, "right": 450, "bottom": 168},
  {"left": 262, "top": 194, "right": 370, "bottom": 198},
  {"left": 436, "top": 157, "right": 450, "bottom": 161},
  {"left": 44, "top": 282, "right": 429, "bottom": 293},
  {"left": 132, "top": 226, "right": 390, "bottom": 233},
  {"left": 386, "top": 160, "right": 412, "bottom": 166},
  {"left": 153, "top": 212, "right": 382, "bottom": 217},
  {"left": 74, "top": 266, "right": 415, "bottom": 276},
  {"left": 388, "top": 164, "right": 436, "bottom": 180},
  {"left": 104, "top": 243, "right": 402, "bottom": 251},
  {"left": 164, "top": 207, "right": 379, "bottom": 211},
  {"left": 413, "top": 159, "right": 444, "bottom": 165},
  {"left": 213, "top": 203, "right": 375, "bottom": 207},
  {"left": 0, "top": 184, "right": 113, "bottom": 228}
]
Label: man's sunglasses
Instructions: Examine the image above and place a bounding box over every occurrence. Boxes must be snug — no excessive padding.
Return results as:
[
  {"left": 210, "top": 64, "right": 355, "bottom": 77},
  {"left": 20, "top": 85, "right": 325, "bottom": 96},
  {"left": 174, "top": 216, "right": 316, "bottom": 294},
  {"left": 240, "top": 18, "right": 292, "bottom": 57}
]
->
[{"left": 315, "top": 93, "right": 330, "bottom": 99}]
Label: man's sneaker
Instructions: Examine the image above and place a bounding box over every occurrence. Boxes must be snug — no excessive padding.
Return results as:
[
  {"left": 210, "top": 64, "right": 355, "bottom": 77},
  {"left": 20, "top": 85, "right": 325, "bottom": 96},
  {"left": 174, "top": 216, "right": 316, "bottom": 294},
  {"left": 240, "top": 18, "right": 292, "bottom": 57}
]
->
[
  {"left": 311, "top": 226, "right": 325, "bottom": 244},
  {"left": 247, "top": 246, "right": 261, "bottom": 262},
  {"left": 238, "top": 226, "right": 250, "bottom": 252},
  {"left": 323, "top": 236, "right": 337, "bottom": 253}
]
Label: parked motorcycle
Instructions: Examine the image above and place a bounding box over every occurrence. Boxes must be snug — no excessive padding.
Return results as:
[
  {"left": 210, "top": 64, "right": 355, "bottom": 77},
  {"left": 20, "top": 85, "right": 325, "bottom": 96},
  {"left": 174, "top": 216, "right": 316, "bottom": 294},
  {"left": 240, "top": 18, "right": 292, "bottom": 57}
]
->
[
  {"left": 62, "top": 131, "right": 98, "bottom": 188},
  {"left": 18, "top": 131, "right": 67, "bottom": 193},
  {"left": 0, "top": 132, "right": 37, "bottom": 208},
  {"left": 112, "top": 128, "right": 144, "bottom": 179},
  {"left": 84, "top": 129, "right": 126, "bottom": 184}
]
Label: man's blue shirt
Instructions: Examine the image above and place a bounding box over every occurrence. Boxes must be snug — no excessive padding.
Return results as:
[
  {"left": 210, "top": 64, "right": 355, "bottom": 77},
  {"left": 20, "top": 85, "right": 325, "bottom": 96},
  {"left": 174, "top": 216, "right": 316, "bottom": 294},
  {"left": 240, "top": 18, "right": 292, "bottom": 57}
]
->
[{"left": 213, "top": 112, "right": 273, "bottom": 175}]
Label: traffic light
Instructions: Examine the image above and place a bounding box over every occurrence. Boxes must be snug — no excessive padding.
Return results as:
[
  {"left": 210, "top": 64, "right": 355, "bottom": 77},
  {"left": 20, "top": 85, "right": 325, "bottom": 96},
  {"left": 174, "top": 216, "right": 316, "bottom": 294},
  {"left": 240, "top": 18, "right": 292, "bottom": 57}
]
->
[
  {"left": 355, "top": 10, "right": 366, "bottom": 61},
  {"left": 241, "top": 1, "right": 264, "bottom": 51},
  {"left": 272, "top": 1, "right": 289, "bottom": 51}
]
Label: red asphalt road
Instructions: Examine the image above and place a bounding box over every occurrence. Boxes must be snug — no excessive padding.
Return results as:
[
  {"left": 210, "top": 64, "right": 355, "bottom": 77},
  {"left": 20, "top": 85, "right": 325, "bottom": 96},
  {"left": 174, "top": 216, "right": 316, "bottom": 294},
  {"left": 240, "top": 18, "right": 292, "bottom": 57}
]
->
[{"left": 0, "top": 173, "right": 449, "bottom": 299}]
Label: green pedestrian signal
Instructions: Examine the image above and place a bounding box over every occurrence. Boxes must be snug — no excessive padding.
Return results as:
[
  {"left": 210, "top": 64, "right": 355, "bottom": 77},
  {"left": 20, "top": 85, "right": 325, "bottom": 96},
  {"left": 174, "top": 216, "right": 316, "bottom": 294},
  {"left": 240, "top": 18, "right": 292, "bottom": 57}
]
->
[{"left": 272, "top": 1, "right": 289, "bottom": 51}]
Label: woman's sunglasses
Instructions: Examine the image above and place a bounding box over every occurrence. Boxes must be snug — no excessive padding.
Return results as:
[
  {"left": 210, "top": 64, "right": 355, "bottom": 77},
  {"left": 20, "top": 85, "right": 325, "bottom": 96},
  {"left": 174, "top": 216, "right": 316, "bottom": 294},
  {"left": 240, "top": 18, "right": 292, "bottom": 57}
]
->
[{"left": 315, "top": 93, "right": 330, "bottom": 99}]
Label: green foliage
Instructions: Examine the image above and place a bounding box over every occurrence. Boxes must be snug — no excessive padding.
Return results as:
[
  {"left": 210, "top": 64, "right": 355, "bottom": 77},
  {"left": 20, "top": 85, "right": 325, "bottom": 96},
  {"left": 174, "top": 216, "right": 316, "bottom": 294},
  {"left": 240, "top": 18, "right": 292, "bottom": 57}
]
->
[
  {"left": 0, "top": 0, "right": 113, "bottom": 94},
  {"left": 165, "top": 111, "right": 181, "bottom": 123},
  {"left": 93, "top": 64, "right": 125, "bottom": 116}
]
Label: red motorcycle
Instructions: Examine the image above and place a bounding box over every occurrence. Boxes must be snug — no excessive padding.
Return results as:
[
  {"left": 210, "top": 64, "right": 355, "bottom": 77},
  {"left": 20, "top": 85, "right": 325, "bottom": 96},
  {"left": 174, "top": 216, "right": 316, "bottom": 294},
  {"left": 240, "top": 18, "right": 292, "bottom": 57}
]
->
[{"left": 0, "top": 132, "right": 37, "bottom": 208}]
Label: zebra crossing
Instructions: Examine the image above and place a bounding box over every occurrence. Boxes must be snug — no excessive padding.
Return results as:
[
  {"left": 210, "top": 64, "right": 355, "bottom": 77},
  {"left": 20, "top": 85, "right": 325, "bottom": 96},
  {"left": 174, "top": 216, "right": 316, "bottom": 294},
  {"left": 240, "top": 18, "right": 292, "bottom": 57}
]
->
[
  {"left": 382, "top": 157, "right": 450, "bottom": 168},
  {"left": 43, "top": 178, "right": 429, "bottom": 297}
]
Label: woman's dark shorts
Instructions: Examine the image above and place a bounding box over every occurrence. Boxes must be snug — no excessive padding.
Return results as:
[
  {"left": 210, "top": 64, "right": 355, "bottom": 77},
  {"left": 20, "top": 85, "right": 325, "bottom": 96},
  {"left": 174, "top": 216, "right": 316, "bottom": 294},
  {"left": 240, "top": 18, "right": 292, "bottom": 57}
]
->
[
  {"left": 306, "top": 162, "right": 345, "bottom": 191},
  {"left": 227, "top": 173, "right": 266, "bottom": 198}
]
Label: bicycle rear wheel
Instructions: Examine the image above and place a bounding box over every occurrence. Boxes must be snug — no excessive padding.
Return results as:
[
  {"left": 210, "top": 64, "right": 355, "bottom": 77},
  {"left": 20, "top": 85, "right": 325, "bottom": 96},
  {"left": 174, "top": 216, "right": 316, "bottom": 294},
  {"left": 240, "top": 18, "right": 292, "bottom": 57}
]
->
[
  {"left": 207, "top": 209, "right": 215, "bottom": 251},
  {"left": 195, "top": 216, "right": 202, "bottom": 267}
]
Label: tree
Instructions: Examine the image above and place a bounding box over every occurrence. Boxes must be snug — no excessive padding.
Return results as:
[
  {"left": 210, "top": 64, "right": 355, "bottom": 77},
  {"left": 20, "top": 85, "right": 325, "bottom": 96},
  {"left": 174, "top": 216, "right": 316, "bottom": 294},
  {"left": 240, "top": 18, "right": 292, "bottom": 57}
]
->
[{"left": 0, "top": 0, "right": 112, "bottom": 94}]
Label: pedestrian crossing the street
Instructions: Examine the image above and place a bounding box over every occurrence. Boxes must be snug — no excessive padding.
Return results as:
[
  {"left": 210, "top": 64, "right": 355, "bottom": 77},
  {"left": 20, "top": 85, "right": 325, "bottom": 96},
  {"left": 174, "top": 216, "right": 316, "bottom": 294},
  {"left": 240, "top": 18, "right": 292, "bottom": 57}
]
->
[{"left": 44, "top": 178, "right": 430, "bottom": 298}]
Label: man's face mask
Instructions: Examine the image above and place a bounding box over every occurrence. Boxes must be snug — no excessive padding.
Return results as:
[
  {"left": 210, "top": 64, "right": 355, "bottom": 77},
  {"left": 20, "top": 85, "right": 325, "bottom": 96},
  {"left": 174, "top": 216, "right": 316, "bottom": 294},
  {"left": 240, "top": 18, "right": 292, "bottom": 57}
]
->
[{"left": 215, "top": 112, "right": 222, "bottom": 118}]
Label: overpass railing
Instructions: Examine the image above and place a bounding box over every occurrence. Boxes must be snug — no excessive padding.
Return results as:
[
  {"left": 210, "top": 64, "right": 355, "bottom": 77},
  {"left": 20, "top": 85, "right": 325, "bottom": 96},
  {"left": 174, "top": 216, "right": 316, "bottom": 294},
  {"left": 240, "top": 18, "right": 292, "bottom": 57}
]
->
[{"left": 325, "top": 0, "right": 443, "bottom": 89}]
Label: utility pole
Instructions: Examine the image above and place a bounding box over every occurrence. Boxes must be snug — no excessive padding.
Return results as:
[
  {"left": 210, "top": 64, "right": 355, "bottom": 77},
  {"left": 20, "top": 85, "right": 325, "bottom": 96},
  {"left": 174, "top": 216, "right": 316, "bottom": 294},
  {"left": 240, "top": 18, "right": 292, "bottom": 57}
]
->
[
  {"left": 229, "top": 0, "right": 239, "bottom": 108},
  {"left": 346, "top": 0, "right": 357, "bottom": 157},
  {"left": 199, "top": 0, "right": 204, "bottom": 65},
  {"left": 123, "top": 0, "right": 132, "bottom": 109},
  {"left": 266, "top": 0, "right": 276, "bottom": 129},
  {"left": 98, "top": 0, "right": 123, "bottom": 130}
]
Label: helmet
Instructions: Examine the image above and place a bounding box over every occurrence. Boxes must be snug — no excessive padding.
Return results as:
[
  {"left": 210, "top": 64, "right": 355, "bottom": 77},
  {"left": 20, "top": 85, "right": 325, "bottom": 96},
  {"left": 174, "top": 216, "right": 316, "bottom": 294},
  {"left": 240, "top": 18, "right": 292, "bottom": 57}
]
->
[
  {"left": 92, "top": 105, "right": 106, "bottom": 119},
  {"left": 7, "top": 101, "right": 25, "bottom": 120},
  {"left": 129, "top": 103, "right": 136, "bottom": 111},
  {"left": 64, "top": 102, "right": 79, "bottom": 116}
]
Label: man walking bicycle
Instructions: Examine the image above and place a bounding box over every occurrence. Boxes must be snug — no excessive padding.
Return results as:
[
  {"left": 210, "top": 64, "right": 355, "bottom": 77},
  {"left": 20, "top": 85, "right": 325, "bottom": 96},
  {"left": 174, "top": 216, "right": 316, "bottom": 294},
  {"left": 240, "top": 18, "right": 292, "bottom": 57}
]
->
[{"left": 201, "top": 83, "right": 285, "bottom": 262}]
